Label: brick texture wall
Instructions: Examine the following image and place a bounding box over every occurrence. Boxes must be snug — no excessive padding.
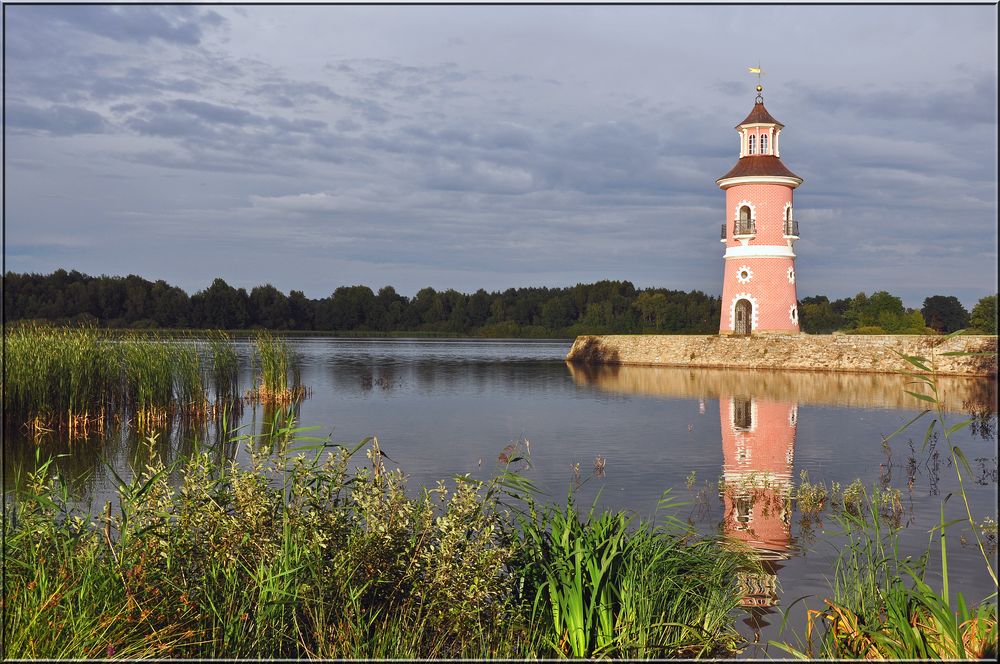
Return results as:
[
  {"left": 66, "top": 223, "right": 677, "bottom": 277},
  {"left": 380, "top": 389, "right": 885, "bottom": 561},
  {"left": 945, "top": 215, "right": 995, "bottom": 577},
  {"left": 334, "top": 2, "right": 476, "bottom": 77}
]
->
[
  {"left": 721, "top": 183, "right": 798, "bottom": 333},
  {"left": 565, "top": 334, "right": 997, "bottom": 377}
]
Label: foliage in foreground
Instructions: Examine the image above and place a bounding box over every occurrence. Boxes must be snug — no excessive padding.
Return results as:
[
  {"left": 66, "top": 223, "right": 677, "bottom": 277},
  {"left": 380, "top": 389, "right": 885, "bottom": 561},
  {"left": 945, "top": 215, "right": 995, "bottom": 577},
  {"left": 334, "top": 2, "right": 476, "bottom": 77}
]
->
[
  {"left": 774, "top": 488, "right": 997, "bottom": 660},
  {"left": 774, "top": 340, "right": 999, "bottom": 660},
  {"left": 3, "top": 426, "right": 751, "bottom": 659}
]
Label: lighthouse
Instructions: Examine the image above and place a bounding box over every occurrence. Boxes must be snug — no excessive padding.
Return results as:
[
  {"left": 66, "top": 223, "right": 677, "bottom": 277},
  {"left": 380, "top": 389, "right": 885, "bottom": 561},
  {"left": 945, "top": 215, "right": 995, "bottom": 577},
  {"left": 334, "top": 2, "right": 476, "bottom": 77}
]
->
[{"left": 717, "top": 83, "right": 802, "bottom": 335}]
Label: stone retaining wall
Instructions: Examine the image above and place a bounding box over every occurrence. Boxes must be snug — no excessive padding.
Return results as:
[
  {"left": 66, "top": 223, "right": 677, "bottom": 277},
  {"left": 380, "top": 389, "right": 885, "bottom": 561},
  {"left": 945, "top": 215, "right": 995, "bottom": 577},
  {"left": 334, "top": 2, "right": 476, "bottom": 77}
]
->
[{"left": 565, "top": 334, "right": 997, "bottom": 377}]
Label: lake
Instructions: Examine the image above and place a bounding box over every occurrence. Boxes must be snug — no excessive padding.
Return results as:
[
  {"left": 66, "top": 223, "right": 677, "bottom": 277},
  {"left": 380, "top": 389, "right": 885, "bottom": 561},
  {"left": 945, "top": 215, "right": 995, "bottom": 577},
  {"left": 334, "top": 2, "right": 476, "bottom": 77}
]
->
[{"left": 5, "top": 336, "right": 997, "bottom": 657}]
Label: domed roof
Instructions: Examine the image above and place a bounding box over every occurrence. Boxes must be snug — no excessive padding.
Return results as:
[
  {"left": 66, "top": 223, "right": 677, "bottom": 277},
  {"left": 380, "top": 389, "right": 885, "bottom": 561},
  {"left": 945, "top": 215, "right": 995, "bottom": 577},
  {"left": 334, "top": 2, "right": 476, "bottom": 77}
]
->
[
  {"left": 737, "top": 101, "right": 784, "bottom": 128},
  {"left": 717, "top": 155, "right": 801, "bottom": 183}
]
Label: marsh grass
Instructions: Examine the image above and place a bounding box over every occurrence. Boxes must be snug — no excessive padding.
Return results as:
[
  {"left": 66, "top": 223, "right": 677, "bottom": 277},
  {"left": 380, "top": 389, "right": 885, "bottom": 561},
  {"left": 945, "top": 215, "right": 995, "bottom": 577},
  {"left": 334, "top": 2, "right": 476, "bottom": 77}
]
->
[
  {"left": 773, "top": 488, "right": 997, "bottom": 659},
  {"left": 3, "top": 323, "right": 254, "bottom": 438},
  {"left": 246, "top": 331, "right": 308, "bottom": 405},
  {"left": 5, "top": 424, "right": 753, "bottom": 659},
  {"left": 205, "top": 330, "right": 238, "bottom": 401}
]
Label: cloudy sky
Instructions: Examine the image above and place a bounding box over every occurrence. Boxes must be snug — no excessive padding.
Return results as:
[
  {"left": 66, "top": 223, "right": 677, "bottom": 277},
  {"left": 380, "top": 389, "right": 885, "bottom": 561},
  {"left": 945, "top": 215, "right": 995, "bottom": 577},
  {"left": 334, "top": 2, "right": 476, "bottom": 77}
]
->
[{"left": 4, "top": 3, "right": 997, "bottom": 307}]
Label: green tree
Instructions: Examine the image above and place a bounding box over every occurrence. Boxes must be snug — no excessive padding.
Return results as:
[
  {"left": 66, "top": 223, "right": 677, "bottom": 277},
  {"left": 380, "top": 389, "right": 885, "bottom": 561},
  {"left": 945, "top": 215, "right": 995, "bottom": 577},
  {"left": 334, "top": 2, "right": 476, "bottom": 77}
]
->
[
  {"left": 633, "top": 291, "right": 670, "bottom": 329},
  {"left": 799, "top": 295, "right": 845, "bottom": 334},
  {"left": 287, "top": 290, "right": 315, "bottom": 330},
  {"left": 921, "top": 295, "right": 969, "bottom": 334},
  {"left": 969, "top": 294, "right": 997, "bottom": 334},
  {"left": 249, "top": 284, "right": 291, "bottom": 329},
  {"left": 196, "top": 278, "right": 249, "bottom": 329},
  {"left": 315, "top": 285, "right": 376, "bottom": 330}
]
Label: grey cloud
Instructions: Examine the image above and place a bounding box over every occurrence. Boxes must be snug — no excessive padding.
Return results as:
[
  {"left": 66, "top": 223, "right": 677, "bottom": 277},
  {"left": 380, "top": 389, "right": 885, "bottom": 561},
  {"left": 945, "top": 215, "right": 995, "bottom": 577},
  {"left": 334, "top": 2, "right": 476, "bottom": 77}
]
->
[
  {"left": 5, "top": 102, "right": 108, "bottom": 135},
  {"left": 4, "top": 5, "right": 995, "bottom": 306},
  {"left": 43, "top": 6, "right": 225, "bottom": 46},
  {"left": 796, "top": 75, "right": 997, "bottom": 127},
  {"left": 172, "top": 99, "right": 259, "bottom": 125}
]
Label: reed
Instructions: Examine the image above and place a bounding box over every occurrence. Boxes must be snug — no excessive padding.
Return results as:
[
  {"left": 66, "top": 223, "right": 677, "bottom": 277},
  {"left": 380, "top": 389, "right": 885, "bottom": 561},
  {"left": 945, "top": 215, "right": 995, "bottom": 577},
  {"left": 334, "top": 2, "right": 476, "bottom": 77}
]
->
[
  {"left": 246, "top": 331, "right": 306, "bottom": 404},
  {"left": 205, "top": 330, "right": 239, "bottom": 401},
  {"left": 773, "top": 488, "right": 997, "bottom": 659},
  {"left": 3, "top": 324, "right": 248, "bottom": 435}
]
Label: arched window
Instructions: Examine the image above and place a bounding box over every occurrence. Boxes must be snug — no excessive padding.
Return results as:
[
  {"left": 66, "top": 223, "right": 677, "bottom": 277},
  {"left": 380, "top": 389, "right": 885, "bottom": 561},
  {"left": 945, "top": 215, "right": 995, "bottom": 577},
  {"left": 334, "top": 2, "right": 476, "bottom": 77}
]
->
[
  {"left": 760, "top": 134, "right": 768, "bottom": 154},
  {"left": 748, "top": 134, "right": 756, "bottom": 155},
  {"left": 739, "top": 205, "right": 751, "bottom": 222}
]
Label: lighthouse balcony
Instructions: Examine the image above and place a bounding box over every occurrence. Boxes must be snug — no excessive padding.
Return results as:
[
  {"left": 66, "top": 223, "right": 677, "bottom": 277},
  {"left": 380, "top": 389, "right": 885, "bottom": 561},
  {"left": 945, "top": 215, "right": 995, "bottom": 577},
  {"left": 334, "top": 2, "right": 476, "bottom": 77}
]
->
[
  {"left": 783, "top": 219, "right": 799, "bottom": 238},
  {"left": 732, "top": 220, "right": 757, "bottom": 238}
]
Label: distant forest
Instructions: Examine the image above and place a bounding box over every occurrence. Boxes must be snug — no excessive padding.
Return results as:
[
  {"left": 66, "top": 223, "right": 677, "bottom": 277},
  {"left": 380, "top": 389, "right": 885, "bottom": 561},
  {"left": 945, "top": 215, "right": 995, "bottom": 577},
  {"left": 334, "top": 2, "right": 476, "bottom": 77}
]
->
[{"left": 4, "top": 270, "right": 996, "bottom": 337}]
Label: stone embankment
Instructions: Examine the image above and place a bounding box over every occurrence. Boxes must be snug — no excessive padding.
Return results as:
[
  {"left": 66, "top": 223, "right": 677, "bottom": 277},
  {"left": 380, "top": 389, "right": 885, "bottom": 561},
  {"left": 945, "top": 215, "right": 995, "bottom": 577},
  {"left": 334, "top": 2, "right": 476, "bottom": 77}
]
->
[{"left": 565, "top": 334, "right": 997, "bottom": 377}]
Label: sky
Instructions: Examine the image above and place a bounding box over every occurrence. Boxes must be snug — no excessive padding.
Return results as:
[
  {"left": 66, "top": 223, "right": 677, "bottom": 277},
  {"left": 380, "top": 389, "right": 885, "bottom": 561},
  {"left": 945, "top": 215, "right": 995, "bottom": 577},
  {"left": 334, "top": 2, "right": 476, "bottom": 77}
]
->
[{"left": 4, "top": 3, "right": 997, "bottom": 308}]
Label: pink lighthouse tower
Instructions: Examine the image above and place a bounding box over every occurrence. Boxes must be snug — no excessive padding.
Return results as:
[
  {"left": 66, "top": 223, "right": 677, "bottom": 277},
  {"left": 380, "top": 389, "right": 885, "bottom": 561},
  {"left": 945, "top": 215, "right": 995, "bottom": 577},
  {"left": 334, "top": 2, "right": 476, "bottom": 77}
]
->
[{"left": 717, "top": 81, "right": 802, "bottom": 335}]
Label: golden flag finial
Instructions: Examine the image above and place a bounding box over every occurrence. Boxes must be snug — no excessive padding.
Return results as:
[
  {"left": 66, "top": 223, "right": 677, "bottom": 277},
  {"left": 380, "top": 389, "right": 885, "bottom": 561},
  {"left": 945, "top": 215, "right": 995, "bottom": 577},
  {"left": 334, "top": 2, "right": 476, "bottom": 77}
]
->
[{"left": 748, "top": 62, "right": 765, "bottom": 99}]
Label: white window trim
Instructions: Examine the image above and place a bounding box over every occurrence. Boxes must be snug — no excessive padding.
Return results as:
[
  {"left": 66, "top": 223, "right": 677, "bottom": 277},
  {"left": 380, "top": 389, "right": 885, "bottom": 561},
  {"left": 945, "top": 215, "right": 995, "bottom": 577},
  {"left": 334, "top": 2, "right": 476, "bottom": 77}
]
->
[
  {"left": 734, "top": 200, "right": 756, "bottom": 221},
  {"left": 729, "top": 293, "right": 759, "bottom": 332}
]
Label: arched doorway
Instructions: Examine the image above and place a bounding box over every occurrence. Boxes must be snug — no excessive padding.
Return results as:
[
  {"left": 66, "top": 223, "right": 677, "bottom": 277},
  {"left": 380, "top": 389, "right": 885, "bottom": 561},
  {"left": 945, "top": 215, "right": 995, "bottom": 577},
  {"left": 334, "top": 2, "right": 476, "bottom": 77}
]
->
[{"left": 734, "top": 298, "right": 752, "bottom": 336}]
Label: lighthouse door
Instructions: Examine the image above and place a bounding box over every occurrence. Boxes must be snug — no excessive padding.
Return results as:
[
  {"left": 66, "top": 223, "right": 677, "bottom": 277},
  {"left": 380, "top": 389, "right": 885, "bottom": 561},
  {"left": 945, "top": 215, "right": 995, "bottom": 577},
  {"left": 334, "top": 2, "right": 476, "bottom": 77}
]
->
[{"left": 734, "top": 299, "right": 752, "bottom": 336}]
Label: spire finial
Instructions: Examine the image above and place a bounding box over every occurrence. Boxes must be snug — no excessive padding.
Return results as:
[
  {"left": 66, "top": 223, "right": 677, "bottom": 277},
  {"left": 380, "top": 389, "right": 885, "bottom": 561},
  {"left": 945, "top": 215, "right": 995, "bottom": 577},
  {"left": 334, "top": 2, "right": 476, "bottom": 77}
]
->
[{"left": 748, "top": 62, "right": 765, "bottom": 103}]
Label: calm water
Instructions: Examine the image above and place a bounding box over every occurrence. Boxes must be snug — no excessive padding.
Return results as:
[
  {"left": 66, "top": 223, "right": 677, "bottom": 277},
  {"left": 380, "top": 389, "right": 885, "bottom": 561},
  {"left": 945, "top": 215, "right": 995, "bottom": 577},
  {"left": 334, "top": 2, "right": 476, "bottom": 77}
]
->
[{"left": 5, "top": 337, "right": 998, "bottom": 657}]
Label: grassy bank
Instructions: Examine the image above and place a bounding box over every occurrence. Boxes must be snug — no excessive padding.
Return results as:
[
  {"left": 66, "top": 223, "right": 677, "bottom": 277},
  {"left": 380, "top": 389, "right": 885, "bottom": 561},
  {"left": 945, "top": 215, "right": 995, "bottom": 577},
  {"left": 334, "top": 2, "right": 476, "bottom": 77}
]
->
[{"left": 3, "top": 428, "right": 753, "bottom": 659}]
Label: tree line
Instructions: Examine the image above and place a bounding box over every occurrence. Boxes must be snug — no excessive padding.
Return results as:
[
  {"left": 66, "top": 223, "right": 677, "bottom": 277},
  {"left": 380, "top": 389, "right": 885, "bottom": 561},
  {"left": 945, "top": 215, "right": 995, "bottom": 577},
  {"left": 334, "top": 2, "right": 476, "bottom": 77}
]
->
[{"left": 3, "top": 270, "right": 996, "bottom": 336}]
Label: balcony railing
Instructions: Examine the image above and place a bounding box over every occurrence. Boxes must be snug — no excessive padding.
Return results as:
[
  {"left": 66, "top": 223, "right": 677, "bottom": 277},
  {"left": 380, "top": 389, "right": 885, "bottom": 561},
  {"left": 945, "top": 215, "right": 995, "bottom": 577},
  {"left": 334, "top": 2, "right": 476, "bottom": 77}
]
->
[
  {"left": 783, "top": 219, "right": 799, "bottom": 237},
  {"left": 720, "top": 224, "right": 727, "bottom": 240},
  {"left": 733, "top": 220, "right": 756, "bottom": 236}
]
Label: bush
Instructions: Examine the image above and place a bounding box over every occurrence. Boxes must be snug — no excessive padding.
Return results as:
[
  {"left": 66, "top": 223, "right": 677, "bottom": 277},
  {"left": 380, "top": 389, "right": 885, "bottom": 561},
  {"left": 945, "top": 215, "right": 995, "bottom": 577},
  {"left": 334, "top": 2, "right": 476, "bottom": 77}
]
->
[
  {"left": 846, "top": 326, "right": 888, "bottom": 335},
  {"left": 5, "top": 429, "right": 752, "bottom": 659}
]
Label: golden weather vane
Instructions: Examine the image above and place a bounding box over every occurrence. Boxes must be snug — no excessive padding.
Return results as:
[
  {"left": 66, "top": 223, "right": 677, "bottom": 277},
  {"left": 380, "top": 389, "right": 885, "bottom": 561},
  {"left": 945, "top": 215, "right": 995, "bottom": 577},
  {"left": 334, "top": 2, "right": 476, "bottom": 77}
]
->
[{"left": 748, "top": 62, "right": 765, "bottom": 97}]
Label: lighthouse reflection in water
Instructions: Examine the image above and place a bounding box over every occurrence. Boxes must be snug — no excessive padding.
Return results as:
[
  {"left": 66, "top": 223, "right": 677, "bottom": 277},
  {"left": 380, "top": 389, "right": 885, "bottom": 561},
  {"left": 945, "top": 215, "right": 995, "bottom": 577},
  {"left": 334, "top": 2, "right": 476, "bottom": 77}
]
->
[{"left": 719, "top": 394, "right": 797, "bottom": 632}]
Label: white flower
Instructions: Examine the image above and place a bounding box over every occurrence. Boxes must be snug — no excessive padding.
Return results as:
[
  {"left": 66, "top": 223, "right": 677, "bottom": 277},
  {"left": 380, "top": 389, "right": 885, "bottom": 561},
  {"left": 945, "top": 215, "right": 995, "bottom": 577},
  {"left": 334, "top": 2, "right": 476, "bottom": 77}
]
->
[
  {"left": 789, "top": 304, "right": 799, "bottom": 323},
  {"left": 736, "top": 265, "right": 753, "bottom": 284},
  {"left": 787, "top": 267, "right": 795, "bottom": 284}
]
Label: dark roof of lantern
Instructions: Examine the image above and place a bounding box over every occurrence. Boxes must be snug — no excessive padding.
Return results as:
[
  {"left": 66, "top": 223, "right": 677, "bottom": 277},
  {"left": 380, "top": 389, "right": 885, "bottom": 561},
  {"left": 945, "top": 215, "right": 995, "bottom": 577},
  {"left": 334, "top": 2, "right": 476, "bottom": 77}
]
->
[
  {"left": 717, "top": 155, "right": 801, "bottom": 182},
  {"left": 736, "top": 101, "right": 784, "bottom": 128}
]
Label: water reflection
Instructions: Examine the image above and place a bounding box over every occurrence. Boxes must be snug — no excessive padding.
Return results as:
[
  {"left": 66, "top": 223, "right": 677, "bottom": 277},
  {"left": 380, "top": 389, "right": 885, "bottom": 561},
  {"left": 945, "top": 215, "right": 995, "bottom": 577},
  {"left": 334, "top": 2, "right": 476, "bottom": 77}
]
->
[
  {"left": 718, "top": 394, "right": 797, "bottom": 635},
  {"left": 565, "top": 363, "right": 996, "bottom": 413}
]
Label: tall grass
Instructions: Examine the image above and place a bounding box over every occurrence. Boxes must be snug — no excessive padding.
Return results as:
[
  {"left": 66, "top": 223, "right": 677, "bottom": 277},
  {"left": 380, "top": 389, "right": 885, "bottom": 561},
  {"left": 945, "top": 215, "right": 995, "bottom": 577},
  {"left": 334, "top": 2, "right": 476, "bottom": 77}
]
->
[
  {"left": 247, "top": 331, "right": 305, "bottom": 404},
  {"left": 773, "top": 487, "right": 997, "bottom": 659},
  {"left": 205, "top": 330, "right": 238, "bottom": 401},
  {"left": 3, "top": 323, "right": 250, "bottom": 435},
  {"left": 4, "top": 425, "right": 753, "bottom": 659},
  {"left": 515, "top": 488, "right": 750, "bottom": 658},
  {"left": 4, "top": 324, "right": 118, "bottom": 433}
]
